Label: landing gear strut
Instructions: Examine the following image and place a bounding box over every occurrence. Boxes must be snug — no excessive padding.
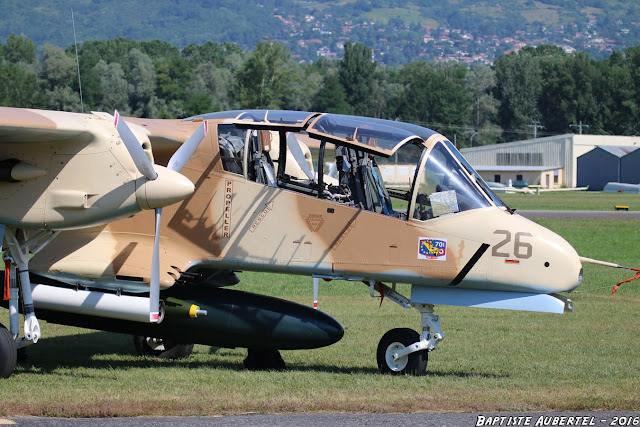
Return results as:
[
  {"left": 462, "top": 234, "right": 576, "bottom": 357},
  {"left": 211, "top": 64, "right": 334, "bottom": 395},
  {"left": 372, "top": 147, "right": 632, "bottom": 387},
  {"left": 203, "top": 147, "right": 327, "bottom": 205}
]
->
[{"left": 369, "top": 282, "right": 445, "bottom": 376}]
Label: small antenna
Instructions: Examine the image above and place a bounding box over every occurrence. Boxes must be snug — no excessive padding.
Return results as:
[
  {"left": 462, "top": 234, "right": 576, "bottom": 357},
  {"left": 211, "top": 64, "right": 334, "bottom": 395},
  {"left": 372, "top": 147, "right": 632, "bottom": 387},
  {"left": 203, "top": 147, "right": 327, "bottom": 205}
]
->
[{"left": 71, "top": 8, "right": 84, "bottom": 113}]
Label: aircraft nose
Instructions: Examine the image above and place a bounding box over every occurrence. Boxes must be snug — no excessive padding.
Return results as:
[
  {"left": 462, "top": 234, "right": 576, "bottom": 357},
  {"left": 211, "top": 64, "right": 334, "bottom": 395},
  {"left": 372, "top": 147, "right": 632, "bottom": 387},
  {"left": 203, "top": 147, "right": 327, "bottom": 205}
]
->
[
  {"left": 539, "top": 231, "right": 583, "bottom": 292},
  {"left": 135, "top": 166, "right": 195, "bottom": 210},
  {"left": 493, "top": 214, "right": 583, "bottom": 293}
]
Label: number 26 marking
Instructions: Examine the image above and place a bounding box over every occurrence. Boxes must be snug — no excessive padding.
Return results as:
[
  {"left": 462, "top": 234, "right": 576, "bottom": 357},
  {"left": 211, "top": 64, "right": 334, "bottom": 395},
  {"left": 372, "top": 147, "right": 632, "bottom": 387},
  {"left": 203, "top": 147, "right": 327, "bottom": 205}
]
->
[{"left": 492, "top": 230, "right": 533, "bottom": 259}]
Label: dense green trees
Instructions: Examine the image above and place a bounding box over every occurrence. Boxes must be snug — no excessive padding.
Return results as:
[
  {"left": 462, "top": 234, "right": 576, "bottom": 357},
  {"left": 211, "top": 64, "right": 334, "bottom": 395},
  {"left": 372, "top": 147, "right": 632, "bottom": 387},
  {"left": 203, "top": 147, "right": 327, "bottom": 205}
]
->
[
  {"left": 493, "top": 44, "right": 640, "bottom": 140},
  {"left": 339, "top": 42, "right": 377, "bottom": 115},
  {"left": 235, "top": 41, "right": 295, "bottom": 109},
  {"left": 6, "top": 34, "right": 640, "bottom": 147}
]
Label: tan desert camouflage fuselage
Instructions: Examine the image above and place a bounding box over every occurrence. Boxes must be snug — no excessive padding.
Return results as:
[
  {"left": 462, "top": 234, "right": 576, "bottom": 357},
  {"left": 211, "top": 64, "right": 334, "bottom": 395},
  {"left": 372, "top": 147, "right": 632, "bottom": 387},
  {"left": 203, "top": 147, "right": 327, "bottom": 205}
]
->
[
  {"left": 0, "top": 108, "right": 582, "bottom": 298},
  {"left": 0, "top": 107, "right": 586, "bottom": 377}
]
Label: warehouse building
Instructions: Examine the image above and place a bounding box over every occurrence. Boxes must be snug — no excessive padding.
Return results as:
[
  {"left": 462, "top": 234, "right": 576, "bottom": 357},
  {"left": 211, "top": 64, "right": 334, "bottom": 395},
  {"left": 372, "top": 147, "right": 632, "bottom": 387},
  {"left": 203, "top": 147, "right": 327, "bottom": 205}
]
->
[
  {"left": 576, "top": 146, "right": 639, "bottom": 190},
  {"left": 621, "top": 147, "right": 640, "bottom": 184},
  {"left": 460, "top": 134, "right": 640, "bottom": 188}
]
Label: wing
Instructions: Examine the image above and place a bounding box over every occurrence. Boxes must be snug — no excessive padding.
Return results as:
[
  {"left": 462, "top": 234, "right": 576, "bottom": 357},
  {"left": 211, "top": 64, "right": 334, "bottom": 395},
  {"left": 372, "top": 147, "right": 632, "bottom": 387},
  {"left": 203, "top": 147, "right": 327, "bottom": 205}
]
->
[{"left": 0, "top": 107, "right": 91, "bottom": 143}]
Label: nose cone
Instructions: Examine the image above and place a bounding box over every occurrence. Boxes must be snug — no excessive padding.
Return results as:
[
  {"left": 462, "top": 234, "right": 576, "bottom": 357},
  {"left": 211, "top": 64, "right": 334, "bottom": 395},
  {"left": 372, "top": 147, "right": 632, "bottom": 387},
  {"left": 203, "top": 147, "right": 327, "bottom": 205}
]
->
[
  {"left": 135, "top": 166, "right": 195, "bottom": 210},
  {"left": 492, "top": 214, "right": 583, "bottom": 293},
  {"left": 532, "top": 224, "right": 582, "bottom": 292}
]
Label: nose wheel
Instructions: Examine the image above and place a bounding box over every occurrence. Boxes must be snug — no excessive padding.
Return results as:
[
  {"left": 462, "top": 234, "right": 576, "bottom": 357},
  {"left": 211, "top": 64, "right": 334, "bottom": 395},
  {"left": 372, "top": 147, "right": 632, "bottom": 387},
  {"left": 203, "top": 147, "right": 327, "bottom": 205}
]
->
[
  {"left": 367, "top": 281, "right": 444, "bottom": 376},
  {"left": 376, "top": 328, "right": 428, "bottom": 375}
]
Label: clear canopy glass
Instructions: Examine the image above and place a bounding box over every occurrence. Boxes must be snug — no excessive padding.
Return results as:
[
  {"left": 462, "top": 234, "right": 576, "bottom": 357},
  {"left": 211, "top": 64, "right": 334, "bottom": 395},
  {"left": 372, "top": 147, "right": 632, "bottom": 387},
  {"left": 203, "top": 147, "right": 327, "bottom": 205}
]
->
[
  {"left": 412, "top": 141, "right": 491, "bottom": 220},
  {"left": 307, "top": 114, "right": 421, "bottom": 156}
]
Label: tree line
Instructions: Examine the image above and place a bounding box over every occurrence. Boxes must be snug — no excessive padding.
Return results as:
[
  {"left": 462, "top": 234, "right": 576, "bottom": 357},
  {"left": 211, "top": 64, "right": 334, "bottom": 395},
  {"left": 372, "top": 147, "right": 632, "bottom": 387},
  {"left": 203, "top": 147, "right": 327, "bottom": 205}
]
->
[{"left": 2, "top": 34, "right": 640, "bottom": 147}]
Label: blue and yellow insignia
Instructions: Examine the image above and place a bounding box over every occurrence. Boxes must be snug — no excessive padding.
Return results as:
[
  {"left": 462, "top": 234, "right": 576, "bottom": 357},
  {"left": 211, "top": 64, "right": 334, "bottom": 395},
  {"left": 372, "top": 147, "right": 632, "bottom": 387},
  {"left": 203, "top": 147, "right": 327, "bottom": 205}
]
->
[{"left": 418, "top": 237, "right": 447, "bottom": 261}]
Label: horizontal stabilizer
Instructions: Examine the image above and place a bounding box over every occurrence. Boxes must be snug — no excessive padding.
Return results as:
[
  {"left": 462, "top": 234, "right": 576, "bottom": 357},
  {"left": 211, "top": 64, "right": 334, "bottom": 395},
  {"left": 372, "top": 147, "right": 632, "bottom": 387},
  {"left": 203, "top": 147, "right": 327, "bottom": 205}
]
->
[{"left": 410, "top": 286, "right": 572, "bottom": 314}]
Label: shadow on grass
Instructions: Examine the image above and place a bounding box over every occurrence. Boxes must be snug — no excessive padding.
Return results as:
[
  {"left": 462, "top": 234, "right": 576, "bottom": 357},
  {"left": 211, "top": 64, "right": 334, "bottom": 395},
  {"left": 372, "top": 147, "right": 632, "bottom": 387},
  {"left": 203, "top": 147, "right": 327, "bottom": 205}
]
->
[
  {"left": 14, "top": 330, "right": 239, "bottom": 373},
  {"left": 278, "top": 363, "right": 505, "bottom": 378},
  {"left": 13, "top": 330, "right": 506, "bottom": 379}
]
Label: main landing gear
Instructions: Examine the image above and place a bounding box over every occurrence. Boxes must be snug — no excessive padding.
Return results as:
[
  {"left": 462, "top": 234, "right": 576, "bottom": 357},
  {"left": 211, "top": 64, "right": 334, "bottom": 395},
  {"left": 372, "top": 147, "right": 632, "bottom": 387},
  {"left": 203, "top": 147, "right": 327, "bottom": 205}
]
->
[
  {"left": 369, "top": 282, "right": 444, "bottom": 376},
  {"left": 133, "top": 336, "right": 194, "bottom": 359},
  {"left": 243, "top": 348, "right": 286, "bottom": 371},
  {"left": 1, "top": 227, "right": 59, "bottom": 378},
  {"left": 0, "top": 323, "right": 17, "bottom": 378},
  {"left": 132, "top": 337, "right": 287, "bottom": 371}
]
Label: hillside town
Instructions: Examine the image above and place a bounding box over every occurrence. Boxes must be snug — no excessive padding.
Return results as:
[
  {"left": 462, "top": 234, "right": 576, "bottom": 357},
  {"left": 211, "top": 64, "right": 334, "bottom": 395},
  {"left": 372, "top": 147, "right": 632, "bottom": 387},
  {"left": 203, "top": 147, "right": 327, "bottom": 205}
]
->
[{"left": 274, "top": 11, "right": 640, "bottom": 65}]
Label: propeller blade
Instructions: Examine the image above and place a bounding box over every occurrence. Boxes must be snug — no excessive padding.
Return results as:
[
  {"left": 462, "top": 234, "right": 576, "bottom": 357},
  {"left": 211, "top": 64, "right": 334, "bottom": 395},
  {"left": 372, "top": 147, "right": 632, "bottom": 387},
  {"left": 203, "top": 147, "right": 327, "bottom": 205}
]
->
[
  {"left": 167, "top": 121, "right": 208, "bottom": 173},
  {"left": 114, "top": 110, "right": 158, "bottom": 181},
  {"left": 286, "top": 132, "right": 315, "bottom": 181},
  {"left": 149, "top": 207, "right": 162, "bottom": 323}
]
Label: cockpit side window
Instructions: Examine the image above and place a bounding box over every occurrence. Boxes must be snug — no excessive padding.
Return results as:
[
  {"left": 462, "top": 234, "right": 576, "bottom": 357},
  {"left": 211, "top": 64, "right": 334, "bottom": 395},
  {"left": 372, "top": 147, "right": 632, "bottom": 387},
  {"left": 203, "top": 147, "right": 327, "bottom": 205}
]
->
[
  {"left": 413, "top": 142, "right": 490, "bottom": 221},
  {"left": 443, "top": 139, "right": 507, "bottom": 209},
  {"left": 217, "top": 124, "right": 277, "bottom": 186},
  {"left": 218, "top": 124, "right": 245, "bottom": 175},
  {"left": 217, "top": 120, "right": 425, "bottom": 222},
  {"left": 375, "top": 141, "right": 423, "bottom": 219}
]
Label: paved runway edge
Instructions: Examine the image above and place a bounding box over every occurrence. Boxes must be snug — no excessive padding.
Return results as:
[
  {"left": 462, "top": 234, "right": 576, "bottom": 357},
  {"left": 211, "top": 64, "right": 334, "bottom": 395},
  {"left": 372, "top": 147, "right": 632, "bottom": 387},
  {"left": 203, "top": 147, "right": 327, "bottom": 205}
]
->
[
  {"left": 518, "top": 210, "right": 640, "bottom": 219},
  {"left": 7, "top": 411, "right": 640, "bottom": 427}
]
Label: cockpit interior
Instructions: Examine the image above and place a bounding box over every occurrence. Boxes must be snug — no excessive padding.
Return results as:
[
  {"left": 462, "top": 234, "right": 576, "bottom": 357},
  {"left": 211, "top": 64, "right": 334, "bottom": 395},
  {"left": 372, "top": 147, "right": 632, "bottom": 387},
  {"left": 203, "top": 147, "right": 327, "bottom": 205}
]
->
[{"left": 189, "top": 110, "right": 508, "bottom": 222}]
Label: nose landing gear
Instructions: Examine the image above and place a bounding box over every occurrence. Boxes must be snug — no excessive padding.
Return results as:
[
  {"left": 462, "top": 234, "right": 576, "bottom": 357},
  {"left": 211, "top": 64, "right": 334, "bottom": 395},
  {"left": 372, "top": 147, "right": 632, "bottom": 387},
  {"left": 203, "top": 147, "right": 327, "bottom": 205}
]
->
[{"left": 370, "top": 282, "right": 444, "bottom": 376}]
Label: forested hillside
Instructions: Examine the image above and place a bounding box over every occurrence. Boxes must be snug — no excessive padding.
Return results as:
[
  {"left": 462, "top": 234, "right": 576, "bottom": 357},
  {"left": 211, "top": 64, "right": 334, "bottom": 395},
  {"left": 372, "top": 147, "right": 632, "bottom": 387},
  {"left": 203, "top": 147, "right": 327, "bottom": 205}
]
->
[
  {"left": 3, "top": 34, "right": 640, "bottom": 147},
  {"left": 2, "top": 1, "right": 640, "bottom": 65}
]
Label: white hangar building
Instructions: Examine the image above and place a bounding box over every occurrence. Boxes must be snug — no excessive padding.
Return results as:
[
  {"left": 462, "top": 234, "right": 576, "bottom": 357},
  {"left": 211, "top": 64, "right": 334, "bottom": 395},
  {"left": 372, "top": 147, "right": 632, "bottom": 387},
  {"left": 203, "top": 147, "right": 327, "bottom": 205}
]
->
[{"left": 460, "top": 134, "right": 640, "bottom": 189}]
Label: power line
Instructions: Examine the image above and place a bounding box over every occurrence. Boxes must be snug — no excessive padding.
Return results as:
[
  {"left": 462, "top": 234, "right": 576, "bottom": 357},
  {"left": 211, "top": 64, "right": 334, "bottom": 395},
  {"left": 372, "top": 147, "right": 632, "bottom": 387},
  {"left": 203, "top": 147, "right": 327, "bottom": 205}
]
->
[
  {"left": 570, "top": 120, "right": 589, "bottom": 134},
  {"left": 527, "top": 120, "right": 545, "bottom": 139}
]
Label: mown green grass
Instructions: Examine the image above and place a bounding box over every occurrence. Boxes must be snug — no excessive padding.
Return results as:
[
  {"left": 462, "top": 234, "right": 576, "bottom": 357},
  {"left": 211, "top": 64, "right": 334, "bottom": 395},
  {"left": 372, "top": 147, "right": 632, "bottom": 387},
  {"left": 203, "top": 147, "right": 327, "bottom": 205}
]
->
[
  {"left": 500, "top": 191, "right": 640, "bottom": 211},
  {"left": 0, "top": 218, "right": 638, "bottom": 416}
]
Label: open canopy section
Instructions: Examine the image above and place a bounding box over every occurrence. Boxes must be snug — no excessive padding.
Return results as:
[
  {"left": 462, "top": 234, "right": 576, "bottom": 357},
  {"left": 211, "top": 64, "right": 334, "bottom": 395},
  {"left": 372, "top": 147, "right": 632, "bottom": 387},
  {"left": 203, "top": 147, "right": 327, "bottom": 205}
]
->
[
  {"left": 187, "top": 110, "right": 429, "bottom": 158},
  {"left": 305, "top": 114, "right": 424, "bottom": 157},
  {"left": 187, "top": 110, "right": 318, "bottom": 131},
  {"left": 192, "top": 109, "right": 504, "bottom": 220}
]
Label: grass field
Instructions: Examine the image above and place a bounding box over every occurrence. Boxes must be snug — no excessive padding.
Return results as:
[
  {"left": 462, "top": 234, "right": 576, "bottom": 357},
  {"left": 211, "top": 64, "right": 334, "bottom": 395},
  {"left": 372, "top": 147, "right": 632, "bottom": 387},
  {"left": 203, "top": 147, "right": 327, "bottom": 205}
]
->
[{"left": 0, "top": 217, "right": 638, "bottom": 417}]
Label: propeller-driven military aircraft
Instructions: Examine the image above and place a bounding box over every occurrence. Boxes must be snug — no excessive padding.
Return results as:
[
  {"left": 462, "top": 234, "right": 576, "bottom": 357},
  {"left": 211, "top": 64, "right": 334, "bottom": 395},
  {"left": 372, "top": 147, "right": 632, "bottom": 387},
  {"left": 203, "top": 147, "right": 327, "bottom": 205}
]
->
[{"left": 0, "top": 107, "right": 591, "bottom": 378}]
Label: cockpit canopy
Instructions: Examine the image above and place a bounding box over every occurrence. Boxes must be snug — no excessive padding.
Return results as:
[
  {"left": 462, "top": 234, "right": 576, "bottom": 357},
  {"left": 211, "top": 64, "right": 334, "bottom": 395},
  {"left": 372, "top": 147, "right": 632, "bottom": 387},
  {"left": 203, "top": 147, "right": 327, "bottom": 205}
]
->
[{"left": 187, "top": 110, "right": 506, "bottom": 220}]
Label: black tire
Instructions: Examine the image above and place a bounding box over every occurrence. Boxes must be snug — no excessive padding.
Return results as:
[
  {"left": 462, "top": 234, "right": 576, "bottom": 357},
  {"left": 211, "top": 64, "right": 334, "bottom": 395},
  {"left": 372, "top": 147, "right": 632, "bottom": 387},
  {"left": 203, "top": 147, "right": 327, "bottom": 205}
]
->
[
  {"left": 376, "top": 328, "right": 428, "bottom": 376},
  {"left": 243, "top": 348, "right": 286, "bottom": 371},
  {"left": 133, "top": 336, "right": 194, "bottom": 359},
  {"left": 0, "top": 324, "right": 17, "bottom": 378}
]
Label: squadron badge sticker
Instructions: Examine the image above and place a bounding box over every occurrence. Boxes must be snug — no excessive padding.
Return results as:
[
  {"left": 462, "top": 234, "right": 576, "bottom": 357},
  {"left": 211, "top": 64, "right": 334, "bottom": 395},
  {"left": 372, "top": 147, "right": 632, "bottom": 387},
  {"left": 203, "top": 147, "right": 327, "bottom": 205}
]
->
[{"left": 418, "top": 237, "right": 447, "bottom": 261}]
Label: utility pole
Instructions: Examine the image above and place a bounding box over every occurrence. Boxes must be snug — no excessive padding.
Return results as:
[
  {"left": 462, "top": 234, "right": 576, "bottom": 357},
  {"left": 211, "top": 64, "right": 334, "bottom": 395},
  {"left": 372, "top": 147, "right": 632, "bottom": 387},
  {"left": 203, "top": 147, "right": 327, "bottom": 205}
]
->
[
  {"left": 527, "top": 120, "right": 545, "bottom": 139},
  {"left": 463, "top": 130, "right": 478, "bottom": 147},
  {"left": 570, "top": 121, "right": 589, "bottom": 134}
]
